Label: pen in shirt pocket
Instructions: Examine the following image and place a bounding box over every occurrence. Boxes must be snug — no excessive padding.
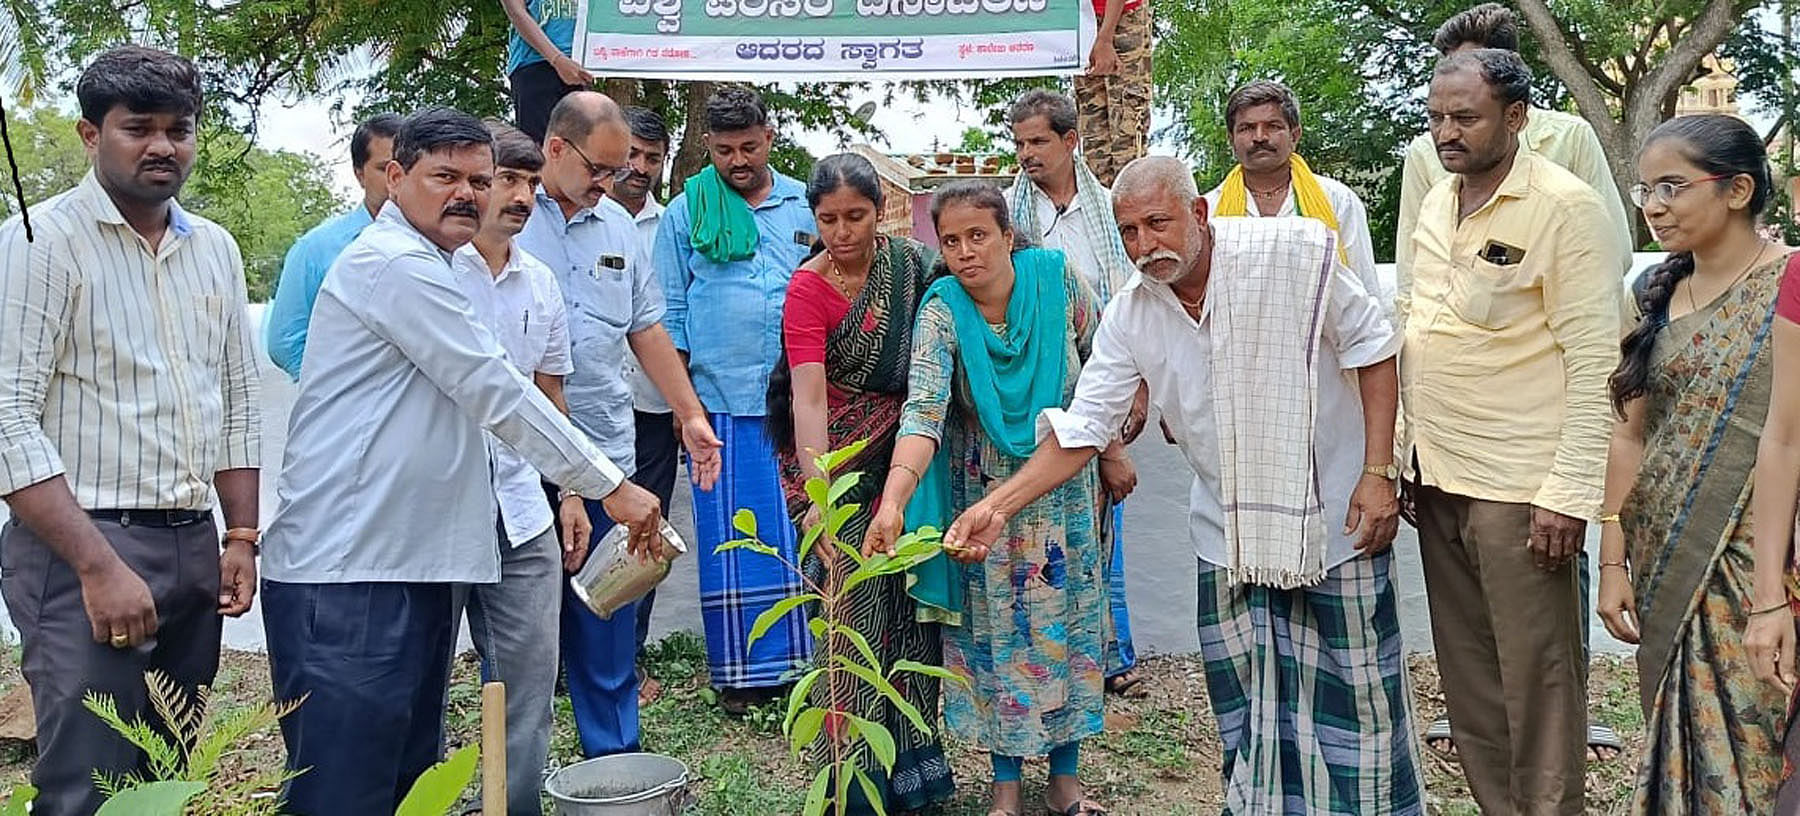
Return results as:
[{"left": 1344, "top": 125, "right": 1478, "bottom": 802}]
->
[{"left": 523, "top": 309, "right": 529, "bottom": 333}]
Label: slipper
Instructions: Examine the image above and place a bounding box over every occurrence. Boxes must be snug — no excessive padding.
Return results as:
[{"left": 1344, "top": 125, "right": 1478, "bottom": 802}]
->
[
  {"left": 1105, "top": 669, "right": 1146, "bottom": 697},
  {"left": 637, "top": 665, "right": 662, "bottom": 707},
  {"left": 1588, "top": 722, "right": 1623, "bottom": 762},
  {"left": 1424, "top": 717, "right": 1457, "bottom": 758},
  {"left": 1045, "top": 800, "right": 1108, "bottom": 816}
]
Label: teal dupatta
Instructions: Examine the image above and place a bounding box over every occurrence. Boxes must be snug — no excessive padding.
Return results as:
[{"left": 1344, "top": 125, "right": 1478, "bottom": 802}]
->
[{"left": 905, "top": 247, "right": 1070, "bottom": 624}]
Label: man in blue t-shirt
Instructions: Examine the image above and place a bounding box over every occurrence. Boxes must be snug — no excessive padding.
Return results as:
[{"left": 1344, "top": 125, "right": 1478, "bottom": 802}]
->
[
  {"left": 264, "top": 112, "right": 403, "bottom": 378},
  {"left": 501, "top": 0, "right": 592, "bottom": 143}
]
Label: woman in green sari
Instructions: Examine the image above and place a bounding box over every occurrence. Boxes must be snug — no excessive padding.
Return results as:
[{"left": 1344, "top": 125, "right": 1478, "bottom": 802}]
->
[
  {"left": 867, "top": 181, "right": 1130, "bottom": 816},
  {"left": 1596, "top": 114, "right": 1795, "bottom": 813},
  {"left": 767, "top": 154, "right": 953, "bottom": 814}
]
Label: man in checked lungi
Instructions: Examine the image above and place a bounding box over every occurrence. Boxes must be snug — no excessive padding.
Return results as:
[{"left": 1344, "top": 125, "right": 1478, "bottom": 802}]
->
[{"left": 941, "top": 155, "right": 1424, "bottom": 814}]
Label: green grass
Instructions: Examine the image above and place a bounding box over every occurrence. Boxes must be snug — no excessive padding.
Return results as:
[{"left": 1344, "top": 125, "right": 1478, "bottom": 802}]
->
[{"left": 1093, "top": 709, "right": 1194, "bottom": 776}]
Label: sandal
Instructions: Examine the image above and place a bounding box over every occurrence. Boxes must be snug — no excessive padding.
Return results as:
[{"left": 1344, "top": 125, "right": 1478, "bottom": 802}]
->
[
  {"left": 1045, "top": 800, "right": 1108, "bottom": 816},
  {"left": 1588, "top": 722, "right": 1623, "bottom": 762},
  {"left": 1424, "top": 717, "right": 1456, "bottom": 759},
  {"left": 1104, "top": 669, "right": 1146, "bottom": 697}
]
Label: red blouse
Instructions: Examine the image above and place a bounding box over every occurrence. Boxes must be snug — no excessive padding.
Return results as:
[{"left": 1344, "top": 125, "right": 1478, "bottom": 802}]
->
[{"left": 1779, "top": 252, "right": 1800, "bottom": 324}]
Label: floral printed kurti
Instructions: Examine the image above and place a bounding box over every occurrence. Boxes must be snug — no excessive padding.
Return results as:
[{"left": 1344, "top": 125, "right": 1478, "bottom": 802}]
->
[{"left": 897, "top": 261, "right": 1109, "bottom": 758}]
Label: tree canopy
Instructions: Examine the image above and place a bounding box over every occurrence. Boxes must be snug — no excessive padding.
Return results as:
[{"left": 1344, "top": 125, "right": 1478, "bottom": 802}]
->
[{"left": 0, "top": 107, "right": 340, "bottom": 300}]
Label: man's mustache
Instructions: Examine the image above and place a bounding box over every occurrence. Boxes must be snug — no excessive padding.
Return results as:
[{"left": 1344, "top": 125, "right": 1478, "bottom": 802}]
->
[
  {"left": 500, "top": 204, "right": 532, "bottom": 219},
  {"left": 442, "top": 201, "right": 480, "bottom": 219},
  {"left": 139, "top": 159, "right": 180, "bottom": 174},
  {"left": 1134, "top": 249, "right": 1182, "bottom": 272}
]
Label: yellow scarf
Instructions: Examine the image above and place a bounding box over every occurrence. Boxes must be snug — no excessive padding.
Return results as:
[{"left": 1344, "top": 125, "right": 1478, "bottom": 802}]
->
[{"left": 1215, "top": 153, "right": 1348, "bottom": 264}]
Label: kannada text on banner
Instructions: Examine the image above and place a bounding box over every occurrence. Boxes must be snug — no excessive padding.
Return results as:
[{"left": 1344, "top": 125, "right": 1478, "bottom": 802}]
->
[{"left": 575, "top": 0, "right": 1092, "bottom": 79}]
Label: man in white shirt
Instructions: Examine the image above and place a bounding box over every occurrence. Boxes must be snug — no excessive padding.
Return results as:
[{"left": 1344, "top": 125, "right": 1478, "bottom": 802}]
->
[
  {"left": 1202, "top": 80, "right": 1386, "bottom": 306},
  {"left": 1002, "top": 89, "right": 1147, "bottom": 694},
  {"left": 945, "top": 156, "right": 1422, "bottom": 814},
  {"left": 611, "top": 106, "right": 676, "bottom": 698},
  {"left": 447, "top": 120, "right": 589, "bottom": 816},
  {"left": 260, "top": 108, "right": 663, "bottom": 816}
]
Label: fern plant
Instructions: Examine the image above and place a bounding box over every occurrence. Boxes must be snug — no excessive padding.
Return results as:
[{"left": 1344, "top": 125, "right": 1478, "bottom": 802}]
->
[
  {"left": 83, "top": 670, "right": 303, "bottom": 815},
  {"left": 719, "top": 437, "right": 965, "bottom": 816}
]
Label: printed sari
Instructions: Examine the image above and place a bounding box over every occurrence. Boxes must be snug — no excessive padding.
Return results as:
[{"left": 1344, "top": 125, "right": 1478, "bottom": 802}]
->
[
  {"left": 775, "top": 235, "right": 953, "bottom": 814},
  {"left": 1622, "top": 251, "right": 1796, "bottom": 814}
]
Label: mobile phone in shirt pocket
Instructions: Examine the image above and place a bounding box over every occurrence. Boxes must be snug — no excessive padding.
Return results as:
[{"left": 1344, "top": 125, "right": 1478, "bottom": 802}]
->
[
  {"left": 1447, "top": 255, "right": 1537, "bottom": 331},
  {"left": 190, "top": 294, "right": 229, "bottom": 368}
]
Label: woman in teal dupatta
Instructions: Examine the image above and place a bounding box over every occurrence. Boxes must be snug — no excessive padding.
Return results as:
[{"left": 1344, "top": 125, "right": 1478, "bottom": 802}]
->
[
  {"left": 1596, "top": 115, "right": 1794, "bottom": 814},
  {"left": 867, "top": 182, "right": 1126, "bottom": 816}
]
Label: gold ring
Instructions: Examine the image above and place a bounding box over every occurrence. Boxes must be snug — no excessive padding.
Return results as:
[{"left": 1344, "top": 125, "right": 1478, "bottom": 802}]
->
[{"left": 109, "top": 633, "right": 129, "bottom": 648}]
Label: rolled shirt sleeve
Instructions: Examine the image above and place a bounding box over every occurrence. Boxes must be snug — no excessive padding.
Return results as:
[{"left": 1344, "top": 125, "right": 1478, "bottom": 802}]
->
[
  {"left": 1037, "top": 303, "right": 1143, "bottom": 451},
  {"left": 0, "top": 219, "right": 71, "bottom": 495},
  {"left": 217, "top": 238, "right": 263, "bottom": 471},
  {"left": 1531, "top": 188, "right": 1624, "bottom": 519},
  {"left": 538, "top": 279, "right": 575, "bottom": 377},
  {"left": 362, "top": 249, "right": 625, "bottom": 500},
  {"left": 1323, "top": 259, "right": 1401, "bottom": 370}
]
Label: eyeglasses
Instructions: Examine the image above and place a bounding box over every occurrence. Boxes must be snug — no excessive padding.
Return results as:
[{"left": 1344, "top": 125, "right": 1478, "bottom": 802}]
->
[
  {"left": 562, "top": 139, "right": 633, "bottom": 184},
  {"left": 1629, "top": 174, "right": 1731, "bottom": 208}
]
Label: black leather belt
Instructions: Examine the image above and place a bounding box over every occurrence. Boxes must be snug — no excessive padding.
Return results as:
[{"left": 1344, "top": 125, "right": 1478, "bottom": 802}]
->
[{"left": 87, "top": 509, "right": 209, "bottom": 528}]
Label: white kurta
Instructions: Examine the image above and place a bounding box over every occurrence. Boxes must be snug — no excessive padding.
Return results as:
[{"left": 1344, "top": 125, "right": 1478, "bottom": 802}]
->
[{"left": 1037, "top": 241, "right": 1399, "bottom": 570}]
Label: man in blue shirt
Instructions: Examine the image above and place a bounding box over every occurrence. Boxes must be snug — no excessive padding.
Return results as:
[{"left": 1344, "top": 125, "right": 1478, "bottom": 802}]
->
[
  {"left": 500, "top": 0, "right": 590, "bottom": 144},
  {"left": 518, "top": 91, "right": 722, "bottom": 759},
  {"left": 263, "top": 112, "right": 402, "bottom": 378},
  {"left": 654, "top": 86, "right": 817, "bottom": 714}
]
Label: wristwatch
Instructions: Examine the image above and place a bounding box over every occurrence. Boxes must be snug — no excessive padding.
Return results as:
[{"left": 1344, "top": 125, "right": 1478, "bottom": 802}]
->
[{"left": 1363, "top": 462, "right": 1399, "bottom": 480}]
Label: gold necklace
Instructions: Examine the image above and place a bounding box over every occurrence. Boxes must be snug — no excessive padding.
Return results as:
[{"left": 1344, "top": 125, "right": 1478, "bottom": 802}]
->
[{"left": 826, "top": 257, "right": 860, "bottom": 302}]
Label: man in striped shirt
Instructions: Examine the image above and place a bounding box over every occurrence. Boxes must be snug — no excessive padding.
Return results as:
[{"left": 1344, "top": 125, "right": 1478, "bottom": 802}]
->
[{"left": 0, "top": 46, "right": 262, "bottom": 816}]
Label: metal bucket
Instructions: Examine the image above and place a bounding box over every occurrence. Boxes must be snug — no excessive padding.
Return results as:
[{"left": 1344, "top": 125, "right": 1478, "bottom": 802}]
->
[
  {"left": 569, "top": 519, "right": 687, "bottom": 620},
  {"left": 545, "top": 753, "right": 691, "bottom": 816}
]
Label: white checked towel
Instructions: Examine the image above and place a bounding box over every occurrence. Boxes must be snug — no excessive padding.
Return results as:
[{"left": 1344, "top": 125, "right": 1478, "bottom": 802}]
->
[{"left": 1207, "top": 217, "right": 1337, "bottom": 588}]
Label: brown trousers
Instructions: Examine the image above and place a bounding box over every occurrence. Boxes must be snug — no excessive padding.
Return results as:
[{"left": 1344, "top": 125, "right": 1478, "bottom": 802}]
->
[
  {"left": 1, "top": 517, "right": 222, "bottom": 816},
  {"left": 1074, "top": 4, "right": 1152, "bottom": 187},
  {"left": 1415, "top": 485, "right": 1586, "bottom": 815}
]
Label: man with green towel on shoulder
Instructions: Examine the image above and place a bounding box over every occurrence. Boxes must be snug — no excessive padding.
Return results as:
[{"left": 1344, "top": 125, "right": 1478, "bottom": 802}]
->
[{"left": 653, "top": 85, "right": 818, "bottom": 715}]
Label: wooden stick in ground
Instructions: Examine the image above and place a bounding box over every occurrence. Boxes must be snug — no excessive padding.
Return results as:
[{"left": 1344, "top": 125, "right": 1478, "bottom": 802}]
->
[{"left": 482, "top": 681, "right": 507, "bottom": 814}]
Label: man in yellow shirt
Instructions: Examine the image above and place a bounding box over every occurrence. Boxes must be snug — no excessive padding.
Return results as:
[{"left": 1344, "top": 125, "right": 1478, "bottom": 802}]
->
[
  {"left": 1395, "top": 2, "right": 1632, "bottom": 299},
  {"left": 1400, "top": 50, "right": 1622, "bottom": 816}
]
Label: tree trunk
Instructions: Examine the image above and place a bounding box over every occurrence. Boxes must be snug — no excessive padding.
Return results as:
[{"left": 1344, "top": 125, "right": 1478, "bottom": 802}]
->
[
  {"left": 1515, "top": 0, "right": 1750, "bottom": 249},
  {"left": 600, "top": 78, "right": 640, "bottom": 107},
  {"left": 671, "top": 80, "right": 716, "bottom": 192}
]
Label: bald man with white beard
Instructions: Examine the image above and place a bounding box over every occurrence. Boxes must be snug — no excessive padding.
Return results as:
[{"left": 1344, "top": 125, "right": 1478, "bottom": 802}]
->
[{"left": 943, "top": 156, "right": 1424, "bottom": 814}]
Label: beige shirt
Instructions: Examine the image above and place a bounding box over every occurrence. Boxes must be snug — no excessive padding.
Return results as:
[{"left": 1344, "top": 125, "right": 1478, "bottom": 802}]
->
[
  {"left": 1397, "top": 107, "right": 1632, "bottom": 302},
  {"left": 1399, "top": 151, "right": 1623, "bottom": 519},
  {"left": 0, "top": 171, "right": 261, "bottom": 509}
]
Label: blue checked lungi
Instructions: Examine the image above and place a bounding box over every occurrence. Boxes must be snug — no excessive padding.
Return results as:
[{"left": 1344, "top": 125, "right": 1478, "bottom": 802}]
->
[
  {"left": 692, "top": 414, "right": 815, "bottom": 688},
  {"left": 1196, "top": 550, "right": 1422, "bottom": 815}
]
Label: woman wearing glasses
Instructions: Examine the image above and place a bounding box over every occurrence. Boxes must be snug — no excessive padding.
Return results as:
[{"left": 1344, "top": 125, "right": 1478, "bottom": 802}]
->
[{"left": 1595, "top": 113, "right": 1795, "bottom": 813}]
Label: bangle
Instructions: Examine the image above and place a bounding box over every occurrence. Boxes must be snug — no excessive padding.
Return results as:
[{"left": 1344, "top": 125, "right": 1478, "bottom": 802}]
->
[
  {"left": 1598, "top": 512, "right": 1621, "bottom": 525},
  {"left": 1750, "top": 600, "right": 1792, "bottom": 618},
  {"left": 890, "top": 462, "right": 923, "bottom": 483},
  {"left": 1599, "top": 561, "right": 1627, "bottom": 571}
]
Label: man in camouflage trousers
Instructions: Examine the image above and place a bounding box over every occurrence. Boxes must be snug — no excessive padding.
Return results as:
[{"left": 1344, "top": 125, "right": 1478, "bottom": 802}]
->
[{"left": 1074, "top": 0, "right": 1152, "bottom": 186}]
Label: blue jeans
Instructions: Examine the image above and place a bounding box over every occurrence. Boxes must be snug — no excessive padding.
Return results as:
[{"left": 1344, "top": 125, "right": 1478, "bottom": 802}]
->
[
  {"left": 264, "top": 580, "right": 455, "bottom": 816},
  {"left": 555, "top": 486, "right": 643, "bottom": 757},
  {"left": 453, "top": 524, "right": 562, "bottom": 816}
]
